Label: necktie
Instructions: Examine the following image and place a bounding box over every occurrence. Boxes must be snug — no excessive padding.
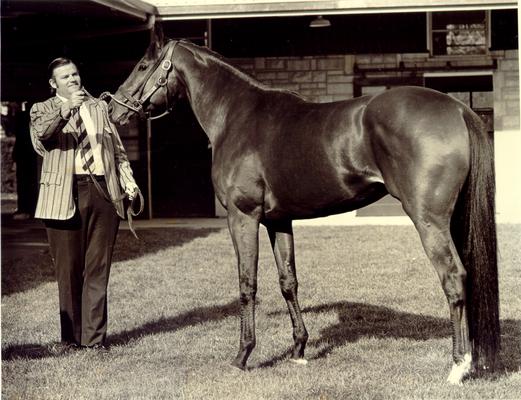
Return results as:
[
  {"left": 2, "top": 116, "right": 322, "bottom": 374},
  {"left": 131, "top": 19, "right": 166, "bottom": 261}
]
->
[{"left": 77, "top": 113, "right": 94, "bottom": 172}]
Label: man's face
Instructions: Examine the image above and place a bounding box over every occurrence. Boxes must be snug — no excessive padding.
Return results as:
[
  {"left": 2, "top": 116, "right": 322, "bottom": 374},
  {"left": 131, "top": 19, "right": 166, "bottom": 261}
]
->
[{"left": 49, "top": 63, "right": 82, "bottom": 99}]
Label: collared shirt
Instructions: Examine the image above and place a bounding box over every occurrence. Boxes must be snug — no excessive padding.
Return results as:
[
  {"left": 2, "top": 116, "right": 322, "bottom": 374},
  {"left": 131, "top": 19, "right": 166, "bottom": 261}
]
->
[{"left": 57, "top": 94, "right": 105, "bottom": 175}]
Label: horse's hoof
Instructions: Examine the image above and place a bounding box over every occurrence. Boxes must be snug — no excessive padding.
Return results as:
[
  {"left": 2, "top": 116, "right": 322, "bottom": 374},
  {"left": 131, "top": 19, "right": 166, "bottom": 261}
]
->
[
  {"left": 290, "top": 358, "right": 308, "bottom": 366},
  {"left": 447, "top": 353, "right": 472, "bottom": 385}
]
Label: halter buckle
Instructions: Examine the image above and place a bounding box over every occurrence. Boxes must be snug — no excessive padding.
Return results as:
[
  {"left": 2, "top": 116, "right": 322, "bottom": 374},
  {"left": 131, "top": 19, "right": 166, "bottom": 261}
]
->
[
  {"left": 162, "top": 60, "right": 172, "bottom": 71},
  {"left": 158, "top": 77, "right": 168, "bottom": 86}
]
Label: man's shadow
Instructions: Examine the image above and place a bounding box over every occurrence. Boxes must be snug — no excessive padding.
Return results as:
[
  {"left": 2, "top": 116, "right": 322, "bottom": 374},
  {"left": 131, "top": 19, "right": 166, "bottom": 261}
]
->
[{"left": 259, "top": 301, "right": 521, "bottom": 374}]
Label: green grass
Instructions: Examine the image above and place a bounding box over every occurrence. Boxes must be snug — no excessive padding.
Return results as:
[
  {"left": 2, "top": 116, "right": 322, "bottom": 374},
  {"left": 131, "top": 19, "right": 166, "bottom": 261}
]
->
[{"left": 2, "top": 224, "right": 520, "bottom": 399}]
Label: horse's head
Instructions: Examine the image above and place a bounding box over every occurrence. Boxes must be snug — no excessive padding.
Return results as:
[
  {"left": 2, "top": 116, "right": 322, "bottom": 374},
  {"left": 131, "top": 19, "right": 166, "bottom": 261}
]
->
[{"left": 109, "top": 24, "right": 182, "bottom": 125}]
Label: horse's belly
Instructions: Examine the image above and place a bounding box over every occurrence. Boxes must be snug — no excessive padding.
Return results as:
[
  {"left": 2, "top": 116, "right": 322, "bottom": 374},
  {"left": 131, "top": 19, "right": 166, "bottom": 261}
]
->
[{"left": 263, "top": 177, "right": 387, "bottom": 220}]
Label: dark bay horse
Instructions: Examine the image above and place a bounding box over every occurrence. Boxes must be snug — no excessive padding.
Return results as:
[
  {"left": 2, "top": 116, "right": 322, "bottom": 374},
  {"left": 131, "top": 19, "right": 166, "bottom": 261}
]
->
[{"left": 108, "top": 26, "right": 499, "bottom": 384}]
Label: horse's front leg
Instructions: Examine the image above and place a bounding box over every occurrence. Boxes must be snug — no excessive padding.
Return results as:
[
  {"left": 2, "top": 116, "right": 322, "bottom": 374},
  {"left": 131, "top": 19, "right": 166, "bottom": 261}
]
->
[
  {"left": 227, "top": 201, "right": 261, "bottom": 370},
  {"left": 266, "top": 220, "right": 308, "bottom": 364}
]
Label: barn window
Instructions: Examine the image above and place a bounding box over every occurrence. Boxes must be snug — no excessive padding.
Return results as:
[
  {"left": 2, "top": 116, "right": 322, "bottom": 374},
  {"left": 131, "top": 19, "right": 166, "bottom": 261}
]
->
[{"left": 429, "top": 11, "right": 489, "bottom": 56}]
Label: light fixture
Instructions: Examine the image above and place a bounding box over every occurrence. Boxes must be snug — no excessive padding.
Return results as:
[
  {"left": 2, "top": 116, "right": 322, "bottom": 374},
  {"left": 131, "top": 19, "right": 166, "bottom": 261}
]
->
[{"left": 309, "top": 15, "right": 331, "bottom": 28}]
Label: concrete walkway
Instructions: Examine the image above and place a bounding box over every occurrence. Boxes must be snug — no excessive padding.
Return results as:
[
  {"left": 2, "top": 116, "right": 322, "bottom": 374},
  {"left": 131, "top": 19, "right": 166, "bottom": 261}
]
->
[
  {"left": 3, "top": 195, "right": 517, "bottom": 265},
  {"left": 1, "top": 205, "right": 229, "bottom": 263}
]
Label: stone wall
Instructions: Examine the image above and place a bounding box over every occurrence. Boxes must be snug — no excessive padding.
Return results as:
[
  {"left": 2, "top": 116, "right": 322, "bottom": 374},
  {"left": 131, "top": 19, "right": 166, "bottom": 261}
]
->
[
  {"left": 233, "top": 55, "right": 355, "bottom": 102},
  {"left": 232, "top": 51, "right": 520, "bottom": 130},
  {"left": 493, "top": 50, "right": 520, "bottom": 131}
]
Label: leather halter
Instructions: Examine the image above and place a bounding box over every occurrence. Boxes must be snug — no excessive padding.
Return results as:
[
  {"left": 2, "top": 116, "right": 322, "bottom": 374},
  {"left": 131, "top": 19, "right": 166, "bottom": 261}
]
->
[{"left": 103, "top": 40, "right": 177, "bottom": 121}]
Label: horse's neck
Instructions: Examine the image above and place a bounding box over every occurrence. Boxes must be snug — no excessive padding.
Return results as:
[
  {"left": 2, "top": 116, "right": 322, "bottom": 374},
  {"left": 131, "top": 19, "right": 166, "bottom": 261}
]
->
[{"left": 177, "top": 45, "right": 258, "bottom": 145}]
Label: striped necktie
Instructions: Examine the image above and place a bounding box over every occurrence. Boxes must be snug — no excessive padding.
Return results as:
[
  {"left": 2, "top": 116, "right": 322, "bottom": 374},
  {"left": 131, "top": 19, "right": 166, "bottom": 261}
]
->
[{"left": 77, "top": 113, "right": 95, "bottom": 172}]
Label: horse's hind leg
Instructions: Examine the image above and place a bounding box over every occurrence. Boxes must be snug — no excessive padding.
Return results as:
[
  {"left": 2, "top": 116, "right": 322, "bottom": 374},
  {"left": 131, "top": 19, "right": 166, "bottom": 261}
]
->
[
  {"left": 266, "top": 220, "right": 309, "bottom": 364},
  {"left": 227, "top": 202, "right": 262, "bottom": 370},
  {"left": 410, "top": 213, "right": 472, "bottom": 384}
]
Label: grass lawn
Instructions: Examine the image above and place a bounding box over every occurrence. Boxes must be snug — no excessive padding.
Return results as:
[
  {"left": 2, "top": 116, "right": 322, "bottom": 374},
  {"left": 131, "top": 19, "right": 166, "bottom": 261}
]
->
[{"left": 2, "top": 224, "right": 520, "bottom": 399}]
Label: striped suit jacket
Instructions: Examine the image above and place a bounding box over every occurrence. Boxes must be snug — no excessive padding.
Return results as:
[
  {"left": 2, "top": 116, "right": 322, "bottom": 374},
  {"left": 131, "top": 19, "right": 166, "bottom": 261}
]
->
[{"left": 30, "top": 96, "right": 136, "bottom": 220}]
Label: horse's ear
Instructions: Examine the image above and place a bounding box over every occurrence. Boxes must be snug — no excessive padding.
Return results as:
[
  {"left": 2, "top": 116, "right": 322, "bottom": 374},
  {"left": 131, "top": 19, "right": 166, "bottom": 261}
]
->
[{"left": 147, "top": 22, "right": 165, "bottom": 57}]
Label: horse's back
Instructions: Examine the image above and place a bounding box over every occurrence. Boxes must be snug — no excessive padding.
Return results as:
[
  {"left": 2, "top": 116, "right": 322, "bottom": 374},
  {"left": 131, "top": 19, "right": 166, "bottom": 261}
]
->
[{"left": 364, "top": 86, "right": 469, "bottom": 138}]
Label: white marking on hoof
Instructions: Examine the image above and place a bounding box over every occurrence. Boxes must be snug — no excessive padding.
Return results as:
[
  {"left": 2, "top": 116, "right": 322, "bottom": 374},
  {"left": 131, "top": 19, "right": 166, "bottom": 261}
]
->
[
  {"left": 447, "top": 353, "right": 472, "bottom": 385},
  {"left": 290, "top": 358, "right": 308, "bottom": 366}
]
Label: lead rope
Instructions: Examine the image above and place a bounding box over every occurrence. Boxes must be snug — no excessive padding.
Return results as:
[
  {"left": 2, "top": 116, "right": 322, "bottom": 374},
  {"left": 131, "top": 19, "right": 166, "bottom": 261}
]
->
[
  {"left": 82, "top": 90, "right": 144, "bottom": 239},
  {"left": 99, "top": 89, "right": 173, "bottom": 121}
]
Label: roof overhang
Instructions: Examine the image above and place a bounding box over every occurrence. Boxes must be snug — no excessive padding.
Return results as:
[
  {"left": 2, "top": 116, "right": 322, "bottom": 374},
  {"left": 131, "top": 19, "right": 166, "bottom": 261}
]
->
[
  {"left": 141, "top": 0, "right": 518, "bottom": 20},
  {"left": 89, "top": 0, "right": 158, "bottom": 20}
]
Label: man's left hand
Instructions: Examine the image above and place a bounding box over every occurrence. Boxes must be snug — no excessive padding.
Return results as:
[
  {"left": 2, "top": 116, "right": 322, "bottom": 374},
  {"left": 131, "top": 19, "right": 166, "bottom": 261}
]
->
[{"left": 125, "top": 183, "right": 139, "bottom": 200}]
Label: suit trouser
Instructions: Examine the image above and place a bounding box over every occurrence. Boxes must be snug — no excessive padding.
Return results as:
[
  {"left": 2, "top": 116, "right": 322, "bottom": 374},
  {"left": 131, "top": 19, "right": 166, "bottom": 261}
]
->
[{"left": 44, "top": 176, "right": 120, "bottom": 346}]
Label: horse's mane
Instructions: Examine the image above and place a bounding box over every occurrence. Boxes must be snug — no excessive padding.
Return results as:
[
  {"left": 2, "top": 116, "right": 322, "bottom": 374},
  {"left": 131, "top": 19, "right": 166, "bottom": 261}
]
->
[{"left": 177, "top": 40, "right": 306, "bottom": 100}]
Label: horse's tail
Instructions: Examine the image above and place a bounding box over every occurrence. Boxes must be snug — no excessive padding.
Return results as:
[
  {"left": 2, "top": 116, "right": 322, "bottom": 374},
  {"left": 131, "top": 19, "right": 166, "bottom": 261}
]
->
[{"left": 451, "top": 108, "right": 500, "bottom": 374}]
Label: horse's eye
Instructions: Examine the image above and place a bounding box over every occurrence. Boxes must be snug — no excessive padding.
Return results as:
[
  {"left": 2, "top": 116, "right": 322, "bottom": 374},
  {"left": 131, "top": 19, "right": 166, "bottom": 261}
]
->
[{"left": 138, "top": 64, "right": 148, "bottom": 71}]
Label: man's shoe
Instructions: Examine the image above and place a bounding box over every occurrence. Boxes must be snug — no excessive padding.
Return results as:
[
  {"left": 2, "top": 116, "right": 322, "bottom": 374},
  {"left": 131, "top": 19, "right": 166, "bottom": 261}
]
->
[
  {"left": 83, "top": 343, "right": 109, "bottom": 353},
  {"left": 49, "top": 341, "right": 80, "bottom": 355}
]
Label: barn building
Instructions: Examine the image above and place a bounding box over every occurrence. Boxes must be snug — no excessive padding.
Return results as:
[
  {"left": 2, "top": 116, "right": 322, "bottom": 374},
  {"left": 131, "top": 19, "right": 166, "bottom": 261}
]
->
[{"left": 1, "top": 0, "right": 519, "bottom": 222}]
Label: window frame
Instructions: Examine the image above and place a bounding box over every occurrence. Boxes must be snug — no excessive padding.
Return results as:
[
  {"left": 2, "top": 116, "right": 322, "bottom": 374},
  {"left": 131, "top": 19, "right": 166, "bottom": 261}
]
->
[{"left": 427, "top": 10, "right": 491, "bottom": 58}]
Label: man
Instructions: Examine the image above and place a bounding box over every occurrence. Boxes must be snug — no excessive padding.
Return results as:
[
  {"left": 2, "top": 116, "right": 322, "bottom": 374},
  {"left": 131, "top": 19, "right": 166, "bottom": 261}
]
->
[{"left": 30, "top": 58, "right": 139, "bottom": 351}]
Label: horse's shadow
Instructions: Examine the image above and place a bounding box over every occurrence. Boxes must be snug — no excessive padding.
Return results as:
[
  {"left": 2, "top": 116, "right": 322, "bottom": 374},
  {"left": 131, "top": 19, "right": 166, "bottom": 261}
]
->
[
  {"left": 107, "top": 299, "right": 239, "bottom": 346},
  {"left": 4, "top": 299, "right": 519, "bottom": 375},
  {"left": 259, "top": 301, "right": 521, "bottom": 374},
  {"left": 1, "top": 299, "right": 239, "bottom": 361}
]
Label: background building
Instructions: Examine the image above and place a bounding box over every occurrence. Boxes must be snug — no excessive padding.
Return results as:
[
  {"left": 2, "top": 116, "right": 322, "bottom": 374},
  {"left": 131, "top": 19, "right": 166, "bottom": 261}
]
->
[{"left": 1, "top": 0, "right": 518, "bottom": 221}]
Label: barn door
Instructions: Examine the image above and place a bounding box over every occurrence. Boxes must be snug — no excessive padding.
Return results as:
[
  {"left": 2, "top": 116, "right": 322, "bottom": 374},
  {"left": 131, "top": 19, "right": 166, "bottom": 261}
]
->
[{"left": 150, "top": 99, "right": 215, "bottom": 217}]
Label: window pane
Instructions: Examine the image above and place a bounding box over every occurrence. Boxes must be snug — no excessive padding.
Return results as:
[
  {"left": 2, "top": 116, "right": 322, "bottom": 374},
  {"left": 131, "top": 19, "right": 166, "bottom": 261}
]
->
[
  {"left": 432, "top": 31, "right": 449, "bottom": 55},
  {"left": 432, "top": 11, "right": 486, "bottom": 30},
  {"left": 432, "top": 11, "right": 487, "bottom": 55},
  {"left": 446, "top": 24, "right": 486, "bottom": 55}
]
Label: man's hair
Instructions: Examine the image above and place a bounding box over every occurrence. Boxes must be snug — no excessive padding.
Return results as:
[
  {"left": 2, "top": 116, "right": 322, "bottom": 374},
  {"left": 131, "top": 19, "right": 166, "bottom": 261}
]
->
[{"left": 48, "top": 57, "right": 76, "bottom": 80}]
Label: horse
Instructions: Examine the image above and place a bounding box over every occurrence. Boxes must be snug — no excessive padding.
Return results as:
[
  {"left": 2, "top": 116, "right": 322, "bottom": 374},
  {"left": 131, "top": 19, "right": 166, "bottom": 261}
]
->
[{"left": 107, "top": 25, "right": 500, "bottom": 384}]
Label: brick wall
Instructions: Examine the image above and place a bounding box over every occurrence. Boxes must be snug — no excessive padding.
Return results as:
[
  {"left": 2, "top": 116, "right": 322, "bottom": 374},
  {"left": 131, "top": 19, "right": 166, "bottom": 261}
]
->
[
  {"left": 493, "top": 50, "right": 520, "bottom": 131},
  {"left": 232, "top": 51, "right": 520, "bottom": 130},
  {"left": 234, "top": 55, "right": 354, "bottom": 103}
]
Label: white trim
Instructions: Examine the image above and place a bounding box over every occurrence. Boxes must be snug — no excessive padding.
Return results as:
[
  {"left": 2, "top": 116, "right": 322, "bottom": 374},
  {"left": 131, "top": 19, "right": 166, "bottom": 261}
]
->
[
  {"left": 487, "top": 8, "right": 492, "bottom": 48},
  {"left": 426, "top": 12, "right": 432, "bottom": 53},
  {"left": 156, "top": 2, "right": 516, "bottom": 20},
  {"left": 424, "top": 70, "right": 494, "bottom": 77}
]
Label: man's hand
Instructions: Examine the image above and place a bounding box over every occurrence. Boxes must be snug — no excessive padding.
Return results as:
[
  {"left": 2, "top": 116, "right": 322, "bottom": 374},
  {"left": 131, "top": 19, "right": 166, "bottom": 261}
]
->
[
  {"left": 60, "top": 90, "right": 86, "bottom": 119},
  {"left": 68, "top": 90, "right": 86, "bottom": 109},
  {"left": 125, "top": 183, "right": 139, "bottom": 200}
]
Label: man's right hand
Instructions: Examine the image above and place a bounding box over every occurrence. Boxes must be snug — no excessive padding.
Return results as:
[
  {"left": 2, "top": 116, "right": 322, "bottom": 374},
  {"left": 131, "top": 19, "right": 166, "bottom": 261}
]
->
[{"left": 61, "top": 90, "right": 86, "bottom": 119}]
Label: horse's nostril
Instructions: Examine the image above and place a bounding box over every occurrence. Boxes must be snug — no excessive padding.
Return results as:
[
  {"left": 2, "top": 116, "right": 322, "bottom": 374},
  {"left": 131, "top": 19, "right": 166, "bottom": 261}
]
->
[{"left": 107, "top": 103, "right": 114, "bottom": 115}]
